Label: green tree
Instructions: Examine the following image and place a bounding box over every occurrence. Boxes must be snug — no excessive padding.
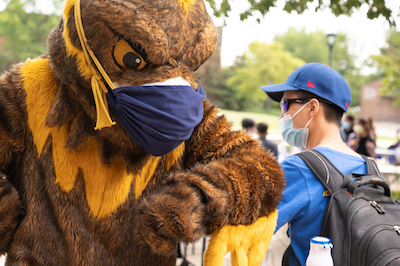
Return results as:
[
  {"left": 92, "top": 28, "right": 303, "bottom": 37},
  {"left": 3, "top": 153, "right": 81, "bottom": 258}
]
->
[
  {"left": 0, "top": 0, "right": 59, "bottom": 73},
  {"left": 206, "top": 0, "right": 396, "bottom": 25},
  {"left": 226, "top": 41, "right": 305, "bottom": 111},
  {"left": 371, "top": 29, "right": 400, "bottom": 107},
  {"left": 196, "top": 28, "right": 237, "bottom": 110},
  {"left": 274, "top": 29, "right": 355, "bottom": 68},
  {"left": 197, "top": 55, "right": 237, "bottom": 109},
  {"left": 274, "top": 28, "right": 363, "bottom": 107},
  {"left": 274, "top": 28, "right": 328, "bottom": 64}
]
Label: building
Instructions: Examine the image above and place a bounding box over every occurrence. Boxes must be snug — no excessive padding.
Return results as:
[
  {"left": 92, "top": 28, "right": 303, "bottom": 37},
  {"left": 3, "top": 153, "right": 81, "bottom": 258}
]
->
[{"left": 360, "top": 78, "right": 400, "bottom": 123}]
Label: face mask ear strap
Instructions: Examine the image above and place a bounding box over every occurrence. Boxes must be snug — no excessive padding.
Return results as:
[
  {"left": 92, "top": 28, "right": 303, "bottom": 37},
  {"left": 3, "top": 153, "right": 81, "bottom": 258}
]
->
[
  {"left": 74, "top": 0, "right": 116, "bottom": 130},
  {"left": 301, "top": 128, "right": 309, "bottom": 149},
  {"left": 305, "top": 117, "right": 313, "bottom": 128},
  {"left": 292, "top": 100, "right": 310, "bottom": 119}
]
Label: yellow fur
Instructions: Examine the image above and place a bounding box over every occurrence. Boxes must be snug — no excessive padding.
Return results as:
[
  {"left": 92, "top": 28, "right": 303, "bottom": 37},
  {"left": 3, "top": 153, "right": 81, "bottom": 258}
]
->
[
  {"left": 134, "top": 156, "right": 161, "bottom": 200},
  {"left": 178, "top": 0, "right": 196, "bottom": 11},
  {"left": 203, "top": 210, "right": 278, "bottom": 266},
  {"left": 165, "top": 142, "right": 184, "bottom": 171},
  {"left": 22, "top": 58, "right": 131, "bottom": 218},
  {"left": 21, "top": 58, "right": 184, "bottom": 218},
  {"left": 62, "top": 0, "right": 92, "bottom": 79},
  {"left": 135, "top": 142, "right": 185, "bottom": 199}
]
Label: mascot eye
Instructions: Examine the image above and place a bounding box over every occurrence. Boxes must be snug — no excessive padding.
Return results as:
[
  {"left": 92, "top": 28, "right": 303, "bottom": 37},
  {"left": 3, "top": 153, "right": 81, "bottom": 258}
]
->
[{"left": 112, "top": 39, "right": 148, "bottom": 70}]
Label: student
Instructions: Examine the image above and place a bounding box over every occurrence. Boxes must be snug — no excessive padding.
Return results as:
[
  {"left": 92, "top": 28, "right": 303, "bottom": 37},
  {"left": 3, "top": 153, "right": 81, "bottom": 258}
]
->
[
  {"left": 347, "top": 117, "right": 376, "bottom": 158},
  {"left": 260, "top": 63, "right": 368, "bottom": 265},
  {"left": 241, "top": 118, "right": 258, "bottom": 139},
  {"left": 256, "top": 122, "right": 278, "bottom": 157},
  {"left": 365, "top": 115, "right": 377, "bottom": 144},
  {"left": 341, "top": 113, "right": 354, "bottom": 140},
  {"left": 388, "top": 126, "right": 400, "bottom": 165}
]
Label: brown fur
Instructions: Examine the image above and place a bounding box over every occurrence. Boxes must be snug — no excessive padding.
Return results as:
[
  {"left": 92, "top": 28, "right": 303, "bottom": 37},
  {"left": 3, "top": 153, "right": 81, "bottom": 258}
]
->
[{"left": 0, "top": 0, "right": 284, "bottom": 265}]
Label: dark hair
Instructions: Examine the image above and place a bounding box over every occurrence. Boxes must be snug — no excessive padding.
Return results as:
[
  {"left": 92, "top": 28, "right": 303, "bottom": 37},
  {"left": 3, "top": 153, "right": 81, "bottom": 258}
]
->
[
  {"left": 242, "top": 118, "right": 255, "bottom": 129},
  {"left": 296, "top": 90, "right": 344, "bottom": 125},
  {"left": 346, "top": 114, "right": 354, "bottom": 122},
  {"left": 257, "top": 123, "right": 268, "bottom": 134},
  {"left": 365, "top": 115, "right": 374, "bottom": 129},
  {"left": 357, "top": 117, "right": 367, "bottom": 129}
]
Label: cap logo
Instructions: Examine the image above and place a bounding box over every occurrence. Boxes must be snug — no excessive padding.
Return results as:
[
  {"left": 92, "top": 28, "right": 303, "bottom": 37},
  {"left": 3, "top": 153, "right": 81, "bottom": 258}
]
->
[
  {"left": 345, "top": 102, "right": 350, "bottom": 108},
  {"left": 307, "top": 80, "right": 316, "bottom": 88}
]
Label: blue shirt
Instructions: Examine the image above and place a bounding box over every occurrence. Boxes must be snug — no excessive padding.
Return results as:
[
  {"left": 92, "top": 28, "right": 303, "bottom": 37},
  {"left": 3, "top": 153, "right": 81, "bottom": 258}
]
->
[{"left": 275, "top": 147, "right": 368, "bottom": 266}]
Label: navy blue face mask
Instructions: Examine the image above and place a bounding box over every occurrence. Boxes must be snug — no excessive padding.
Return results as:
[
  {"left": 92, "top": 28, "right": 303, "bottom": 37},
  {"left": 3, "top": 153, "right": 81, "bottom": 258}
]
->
[{"left": 106, "top": 83, "right": 206, "bottom": 156}]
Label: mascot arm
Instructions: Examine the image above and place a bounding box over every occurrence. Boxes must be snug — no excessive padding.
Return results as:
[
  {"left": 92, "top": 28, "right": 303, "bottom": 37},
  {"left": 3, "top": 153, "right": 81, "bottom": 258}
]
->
[
  {"left": 135, "top": 101, "right": 284, "bottom": 259},
  {"left": 0, "top": 174, "right": 23, "bottom": 254},
  {"left": 0, "top": 74, "right": 26, "bottom": 254}
]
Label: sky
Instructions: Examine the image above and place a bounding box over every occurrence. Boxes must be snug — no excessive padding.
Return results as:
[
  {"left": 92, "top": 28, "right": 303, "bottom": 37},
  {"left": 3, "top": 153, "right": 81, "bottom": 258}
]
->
[{"left": 207, "top": 0, "right": 400, "bottom": 74}]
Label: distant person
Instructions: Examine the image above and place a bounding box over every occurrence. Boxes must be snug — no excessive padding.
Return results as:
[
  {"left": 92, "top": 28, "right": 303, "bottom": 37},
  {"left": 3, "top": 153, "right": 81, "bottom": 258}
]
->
[
  {"left": 341, "top": 114, "right": 354, "bottom": 140},
  {"left": 241, "top": 118, "right": 258, "bottom": 139},
  {"left": 365, "top": 115, "right": 376, "bottom": 144},
  {"left": 347, "top": 118, "right": 376, "bottom": 158},
  {"left": 257, "top": 122, "right": 278, "bottom": 157},
  {"left": 388, "top": 126, "right": 400, "bottom": 165},
  {"left": 339, "top": 121, "right": 347, "bottom": 142}
]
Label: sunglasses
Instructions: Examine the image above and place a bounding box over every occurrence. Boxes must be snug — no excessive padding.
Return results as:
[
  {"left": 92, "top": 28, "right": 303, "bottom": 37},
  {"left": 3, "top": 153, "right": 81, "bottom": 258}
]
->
[{"left": 280, "top": 98, "right": 313, "bottom": 113}]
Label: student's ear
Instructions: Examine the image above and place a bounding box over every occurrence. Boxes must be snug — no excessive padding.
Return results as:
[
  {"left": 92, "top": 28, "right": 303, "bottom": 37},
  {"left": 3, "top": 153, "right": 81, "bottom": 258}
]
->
[{"left": 308, "top": 98, "right": 320, "bottom": 117}]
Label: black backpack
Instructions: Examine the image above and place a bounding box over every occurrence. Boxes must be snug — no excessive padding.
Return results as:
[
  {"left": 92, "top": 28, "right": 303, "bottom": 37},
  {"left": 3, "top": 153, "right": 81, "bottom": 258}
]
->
[{"left": 295, "top": 150, "right": 400, "bottom": 266}]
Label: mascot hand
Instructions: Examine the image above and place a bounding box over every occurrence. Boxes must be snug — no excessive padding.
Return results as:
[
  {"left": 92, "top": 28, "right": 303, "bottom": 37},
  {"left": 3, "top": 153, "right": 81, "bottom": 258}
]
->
[
  {"left": 203, "top": 210, "right": 278, "bottom": 266},
  {"left": 0, "top": 173, "right": 23, "bottom": 254},
  {"left": 134, "top": 190, "right": 205, "bottom": 256}
]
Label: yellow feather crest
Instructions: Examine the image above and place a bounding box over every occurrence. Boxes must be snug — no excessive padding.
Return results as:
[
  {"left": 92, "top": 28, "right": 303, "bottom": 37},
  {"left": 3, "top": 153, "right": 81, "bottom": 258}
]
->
[{"left": 62, "top": 0, "right": 92, "bottom": 79}]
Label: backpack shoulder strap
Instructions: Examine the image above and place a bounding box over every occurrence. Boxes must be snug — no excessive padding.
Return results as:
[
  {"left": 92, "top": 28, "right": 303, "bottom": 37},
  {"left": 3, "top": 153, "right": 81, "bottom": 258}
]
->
[
  {"left": 296, "top": 150, "right": 345, "bottom": 195},
  {"left": 360, "top": 154, "right": 381, "bottom": 176}
]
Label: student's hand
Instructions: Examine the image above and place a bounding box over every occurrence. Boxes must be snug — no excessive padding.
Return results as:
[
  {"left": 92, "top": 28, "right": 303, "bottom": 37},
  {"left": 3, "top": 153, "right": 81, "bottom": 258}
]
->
[{"left": 203, "top": 210, "right": 278, "bottom": 266}]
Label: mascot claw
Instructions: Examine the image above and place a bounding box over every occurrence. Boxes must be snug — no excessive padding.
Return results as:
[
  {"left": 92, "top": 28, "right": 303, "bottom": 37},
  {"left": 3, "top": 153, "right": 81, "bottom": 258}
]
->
[{"left": 204, "top": 210, "right": 278, "bottom": 266}]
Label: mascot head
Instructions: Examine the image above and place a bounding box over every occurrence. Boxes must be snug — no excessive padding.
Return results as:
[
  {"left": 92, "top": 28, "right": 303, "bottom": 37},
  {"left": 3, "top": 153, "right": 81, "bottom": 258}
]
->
[{"left": 46, "top": 0, "right": 217, "bottom": 159}]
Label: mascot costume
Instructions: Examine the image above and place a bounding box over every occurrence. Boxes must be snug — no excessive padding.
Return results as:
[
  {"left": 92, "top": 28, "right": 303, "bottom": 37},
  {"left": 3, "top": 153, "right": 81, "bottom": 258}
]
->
[{"left": 0, "top": 0, "right": 284, "bottom": 264}]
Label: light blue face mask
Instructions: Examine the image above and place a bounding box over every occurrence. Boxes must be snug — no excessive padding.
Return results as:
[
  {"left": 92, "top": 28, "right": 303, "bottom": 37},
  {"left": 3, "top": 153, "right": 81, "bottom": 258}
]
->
[
  {"left": 341, "top": 121, "right": 350, "bottom": 130},
  {"left": 279, "top": 101, "right": 313, "bottom": 148}
]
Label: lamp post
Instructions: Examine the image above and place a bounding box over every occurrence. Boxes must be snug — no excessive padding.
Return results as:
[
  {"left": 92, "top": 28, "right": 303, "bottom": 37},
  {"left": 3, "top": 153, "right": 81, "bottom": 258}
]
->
[{"left": 326, "top": 33, "right": 337, "bottom": 67}]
